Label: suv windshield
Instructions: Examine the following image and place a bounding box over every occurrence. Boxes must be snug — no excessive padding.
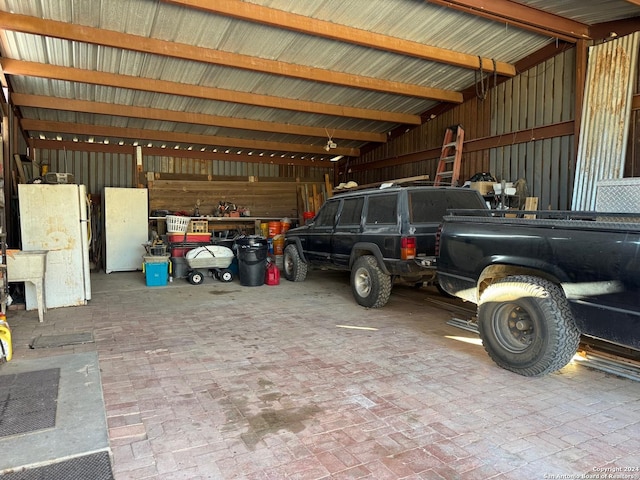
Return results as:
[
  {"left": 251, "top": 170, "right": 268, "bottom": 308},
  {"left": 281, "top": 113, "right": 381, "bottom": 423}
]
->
[
  {"left": 338, "top": 197, "right": 364, "bottom": 226},
  {"left": 315, "top": 201, "right": 339, "bottom": 227}
]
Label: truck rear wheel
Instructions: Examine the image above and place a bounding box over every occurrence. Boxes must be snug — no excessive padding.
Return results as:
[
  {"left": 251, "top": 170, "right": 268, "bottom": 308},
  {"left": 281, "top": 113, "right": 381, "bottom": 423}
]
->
[
  {"left": 283, "top": 244, "right": 308, "bottom": 282},
  {"left": 477, "top": 275, "right": 580, "bottom": 377},
  {"left": 351, "top": 255, "right": 392, "bottom": 308}
]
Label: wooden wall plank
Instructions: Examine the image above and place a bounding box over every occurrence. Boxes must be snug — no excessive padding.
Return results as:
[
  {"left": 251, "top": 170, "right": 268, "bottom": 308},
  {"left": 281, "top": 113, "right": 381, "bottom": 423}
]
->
[{"left": 148, "top": 180, "right": 325, "bottom": 220}]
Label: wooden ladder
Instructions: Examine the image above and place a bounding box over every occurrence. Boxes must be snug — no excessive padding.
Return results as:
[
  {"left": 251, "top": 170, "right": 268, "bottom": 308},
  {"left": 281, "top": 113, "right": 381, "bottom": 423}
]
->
[{"left": 434, "top": 125, "right": 464, "bottom": 187}]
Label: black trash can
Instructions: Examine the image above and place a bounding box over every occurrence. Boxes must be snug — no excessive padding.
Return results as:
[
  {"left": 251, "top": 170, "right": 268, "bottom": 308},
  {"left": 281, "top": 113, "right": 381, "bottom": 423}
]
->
[{"left": 235, "top": 236, "right": 268, "bottom": 286}]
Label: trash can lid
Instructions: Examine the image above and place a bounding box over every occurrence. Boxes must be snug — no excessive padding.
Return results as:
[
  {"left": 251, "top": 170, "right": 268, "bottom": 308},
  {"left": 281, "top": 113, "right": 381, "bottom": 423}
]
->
[{"left": 234, "top": 235, "right": 268, "bottom": 248}]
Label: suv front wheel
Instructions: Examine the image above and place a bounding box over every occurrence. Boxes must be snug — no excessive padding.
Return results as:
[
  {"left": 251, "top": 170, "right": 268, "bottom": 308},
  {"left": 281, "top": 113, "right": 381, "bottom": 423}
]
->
[
  {"left": 283, "top": 244, "right": 308, "bottom": 282},
  {"left": 351, "top": 255, "right": 392, "bottom": 308}
]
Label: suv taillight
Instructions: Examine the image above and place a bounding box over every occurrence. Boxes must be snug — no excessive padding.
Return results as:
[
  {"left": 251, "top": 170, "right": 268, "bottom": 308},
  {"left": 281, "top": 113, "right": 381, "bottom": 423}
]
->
[
  {"left": 401, "top": 236, "right": 416, "bottom": 260},
  {"left": 435, "top": 225, "right": 442, "bottom": 256}
]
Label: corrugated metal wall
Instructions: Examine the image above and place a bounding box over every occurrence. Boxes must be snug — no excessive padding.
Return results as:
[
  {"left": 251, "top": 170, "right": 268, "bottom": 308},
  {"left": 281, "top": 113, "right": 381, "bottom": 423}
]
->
[
  {"left": 571, "top": 32, "right": 640, "bottom": 210},
  {"left": 37, "top": 149, "right": 134, "bottom": 196},
  {"left": 491, "top": 49, "right": 576, "bottom": 210},
  {"left": 34, "top": 150, "right": 330, "bottom": 196},
  {"left": 353, "top": 48, "right": 577, "bottom": 210},
  {"left": 353, "top": 96, "right": 491, "bottom": 185}
]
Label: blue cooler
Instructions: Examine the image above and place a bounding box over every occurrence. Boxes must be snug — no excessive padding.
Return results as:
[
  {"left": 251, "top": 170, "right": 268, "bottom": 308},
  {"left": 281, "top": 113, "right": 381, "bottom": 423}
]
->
[{"left": 144, "top": 261, "right": 169, "bottom": 286}]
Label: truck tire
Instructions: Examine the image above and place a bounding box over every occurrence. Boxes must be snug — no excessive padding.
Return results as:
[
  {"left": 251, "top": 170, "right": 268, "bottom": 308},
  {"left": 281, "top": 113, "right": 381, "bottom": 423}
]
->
[
  {"left": 477, "top": 275, "right": 580, "bottom": 377},
  {"left": 351, "top": 255, "right": 392, "bottom": 308},
  {"left": 283, "top": 244, "right": 308, "bottom": 282}
]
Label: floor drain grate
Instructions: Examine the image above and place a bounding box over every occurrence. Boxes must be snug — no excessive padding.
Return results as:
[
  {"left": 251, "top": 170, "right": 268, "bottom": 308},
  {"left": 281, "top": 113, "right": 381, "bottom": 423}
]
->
[
  {"left": 1, "top": 451, "right": 114, "bottom": 480},
  {"left": 30, "top": 333, "right": 94, "bottom": 349},
  {"left": 0, "top": 368, "right": 60, "bottom": 438}
]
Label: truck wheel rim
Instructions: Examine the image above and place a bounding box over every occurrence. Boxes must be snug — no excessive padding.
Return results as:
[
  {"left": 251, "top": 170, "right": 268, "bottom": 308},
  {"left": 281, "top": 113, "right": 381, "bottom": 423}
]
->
[
  {"left": 354, "top": 268, "right": 372, "bottom": 297},
  {"left": 492, "top": 303, "right": 534, "bottom": 353},
  {"left": 284, "top": 255, "right": 293, "bottom": 274}
]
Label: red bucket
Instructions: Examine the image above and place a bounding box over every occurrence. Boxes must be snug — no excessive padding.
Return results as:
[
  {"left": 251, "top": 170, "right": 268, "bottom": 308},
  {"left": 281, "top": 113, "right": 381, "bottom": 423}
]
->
[{"left": 303, "top": 211, "right": 315, "bottom": 224}]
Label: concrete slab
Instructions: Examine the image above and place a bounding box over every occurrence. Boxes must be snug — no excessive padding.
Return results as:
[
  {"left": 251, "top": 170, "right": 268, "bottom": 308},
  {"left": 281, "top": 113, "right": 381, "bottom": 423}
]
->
[{"left": 0, "top": 352, "right": 110, "bottom": 473}]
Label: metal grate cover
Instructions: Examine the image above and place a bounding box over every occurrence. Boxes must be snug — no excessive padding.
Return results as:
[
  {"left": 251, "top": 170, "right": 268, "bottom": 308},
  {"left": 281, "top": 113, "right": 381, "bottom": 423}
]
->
[
  {"left": 30, "top": 333, "right": 94, "bottom": 349},
  {"left": 0, "top": 368, "right": 60, "bottom": 438},
  {"left": 0, "top": 451, "right": 114, "bottom": 480}
]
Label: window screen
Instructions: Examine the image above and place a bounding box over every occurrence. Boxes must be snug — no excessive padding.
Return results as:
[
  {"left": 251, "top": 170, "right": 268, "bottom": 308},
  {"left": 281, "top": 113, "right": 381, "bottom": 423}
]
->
[
  {"left": 338, "top": 197, "right": 364, "bottom": 226},
  {"left": 365, "top": 194, "right": 397, "bottom": 225}
]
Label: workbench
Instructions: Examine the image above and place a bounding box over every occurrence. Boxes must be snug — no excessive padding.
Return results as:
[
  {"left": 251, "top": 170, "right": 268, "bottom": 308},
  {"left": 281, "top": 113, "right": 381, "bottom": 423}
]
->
[{"left": 149, "top": 216, "right": 285, "bottom": 236}]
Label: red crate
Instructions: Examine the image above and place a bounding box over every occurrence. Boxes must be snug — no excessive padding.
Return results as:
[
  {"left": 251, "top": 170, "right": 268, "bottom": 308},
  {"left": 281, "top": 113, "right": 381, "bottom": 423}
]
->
[{"left": 167, "top": 233, "right": 211, "bottom": 243}]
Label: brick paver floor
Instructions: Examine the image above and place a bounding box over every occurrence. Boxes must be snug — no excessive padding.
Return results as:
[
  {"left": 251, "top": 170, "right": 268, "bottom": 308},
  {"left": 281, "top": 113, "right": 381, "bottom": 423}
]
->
[{"left": 5, "top": 270, "right": 640, "bottom": 479}]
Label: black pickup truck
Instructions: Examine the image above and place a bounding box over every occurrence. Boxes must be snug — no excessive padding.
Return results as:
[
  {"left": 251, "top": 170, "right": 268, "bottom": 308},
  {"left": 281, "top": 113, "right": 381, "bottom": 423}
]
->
[{"left": 430, "top": 209, "right": 640, "bottom": 376}]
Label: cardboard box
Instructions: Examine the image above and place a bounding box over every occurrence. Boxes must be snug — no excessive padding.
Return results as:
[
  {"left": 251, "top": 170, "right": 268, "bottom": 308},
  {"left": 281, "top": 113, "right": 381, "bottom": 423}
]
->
[{"left": 470, "top": 181, "right": 495, "bottom": 195}]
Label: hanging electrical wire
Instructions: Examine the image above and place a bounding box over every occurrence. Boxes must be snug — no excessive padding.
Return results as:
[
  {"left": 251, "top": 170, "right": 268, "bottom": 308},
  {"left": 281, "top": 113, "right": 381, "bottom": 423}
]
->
[{"left": 475, "top": 57, "right": 497, "bottom": 101}]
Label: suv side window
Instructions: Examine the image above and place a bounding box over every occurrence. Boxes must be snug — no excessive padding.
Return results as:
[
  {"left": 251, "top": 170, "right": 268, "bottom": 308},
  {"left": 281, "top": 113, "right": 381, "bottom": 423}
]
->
[
  {"left": 365, "top": 194, "right": 397, "bottom": 225},
  {"left": 314, "top": 200, "right": 339, "bottom": 227},
  {"left": 338, "top": 197, "right": 364, "bottom": 226},
  {"left": 409, "top": 190, "right": 483, "bottom": 222}
]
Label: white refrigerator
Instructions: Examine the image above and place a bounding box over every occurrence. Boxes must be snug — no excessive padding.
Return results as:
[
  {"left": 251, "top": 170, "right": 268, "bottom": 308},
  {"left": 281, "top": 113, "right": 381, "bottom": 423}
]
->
[
  {"left": 18, "top": 184, "right": 92, "bottom": 309},
  {"left": 104, "top": 187, "right": 149, "bottom": 273}
]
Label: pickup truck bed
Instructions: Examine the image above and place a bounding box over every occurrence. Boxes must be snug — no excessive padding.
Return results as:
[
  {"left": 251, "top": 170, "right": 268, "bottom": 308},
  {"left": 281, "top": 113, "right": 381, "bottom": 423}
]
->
[{"left": 434, "top": 209, "right": 640, "bottom": 376}]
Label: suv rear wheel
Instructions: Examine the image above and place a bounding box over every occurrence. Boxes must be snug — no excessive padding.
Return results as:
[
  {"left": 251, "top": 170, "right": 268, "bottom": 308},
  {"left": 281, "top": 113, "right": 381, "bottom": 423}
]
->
[
  {"left": 283, "top": 244, "right": 308, "bottom": 282},
  {"left": 351, "top": 255, "right": 392, "bottom": 308}
]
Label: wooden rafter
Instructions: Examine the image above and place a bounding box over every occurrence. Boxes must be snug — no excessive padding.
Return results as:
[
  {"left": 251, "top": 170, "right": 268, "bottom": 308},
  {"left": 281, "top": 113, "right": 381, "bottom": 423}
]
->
[
  {"left": 20, "top": 119, "right": 361, "bottom": 157},
  {"left": 162, "top": 0, "right": 516, "bottom": 76},
  {"left": 1, "top": 59, "right": 420, "bottom": 125},
  {"left": 11, "top": 93, "right": 386, "bottom": 144},
  {"left": 427, "top": 0, "right": 591, "bottom": 42},
  {"left": 0, "top": 11, "right": 461, "bottom": 103}
]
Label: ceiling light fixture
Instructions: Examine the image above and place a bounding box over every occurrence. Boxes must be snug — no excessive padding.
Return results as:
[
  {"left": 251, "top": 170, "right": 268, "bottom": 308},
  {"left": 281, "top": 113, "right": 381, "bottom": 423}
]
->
[
  {"left": 330, "top": 155, "right": 344, "bottom": 162},
  {"left": 324, "top": 128, "right": 337, "bottom": 151}
]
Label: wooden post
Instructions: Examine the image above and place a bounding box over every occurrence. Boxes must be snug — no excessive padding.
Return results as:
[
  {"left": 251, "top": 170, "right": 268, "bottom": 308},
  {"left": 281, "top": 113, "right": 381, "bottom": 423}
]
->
[
  {"left": 324, "top": 174, "right": 333, "bottom": 198},
  {"left": 524, "top": 197, "right": 539, "bottom": 218}
]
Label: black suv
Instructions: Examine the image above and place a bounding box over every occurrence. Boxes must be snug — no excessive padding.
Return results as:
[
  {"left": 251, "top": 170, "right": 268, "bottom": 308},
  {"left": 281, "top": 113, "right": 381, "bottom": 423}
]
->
[{"left": 283, "top": 185, "right": 487, "bottom": 307}]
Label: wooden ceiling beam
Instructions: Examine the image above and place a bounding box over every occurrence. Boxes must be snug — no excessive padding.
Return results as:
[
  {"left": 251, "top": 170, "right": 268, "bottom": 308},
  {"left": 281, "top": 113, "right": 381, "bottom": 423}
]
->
[
  {"left": 162, "top": 0, "right": 516, "bottom": 76},
  {"left": 0, "top": 11, "right": 461, "bottom": 103},
  {"left": 1, "top": 59, "right": 420, "bottom": 125},
  {"left": 426, "top": 0, "right": 590, "bottom": 42},
  {"left": 20, "top": 119, "right": 360, "bottom": 157},
  {"left": 12, "top": 93, "right": 386, "bottom": 143},
  {"left": 589, "top": 16, "right": 640, "bottom": 41}
]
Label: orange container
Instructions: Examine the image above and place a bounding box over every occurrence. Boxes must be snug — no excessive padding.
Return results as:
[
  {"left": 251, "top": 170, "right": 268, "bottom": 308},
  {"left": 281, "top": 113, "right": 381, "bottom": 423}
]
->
[
  {"left": 281, "top": 221, "right": 291, "bottom": 233},
  {"left": 273, "top": 236, "right": 285, "bottom": 255},
  {"left": 268, "top": 221, "right": 282, "bottom": 238}
]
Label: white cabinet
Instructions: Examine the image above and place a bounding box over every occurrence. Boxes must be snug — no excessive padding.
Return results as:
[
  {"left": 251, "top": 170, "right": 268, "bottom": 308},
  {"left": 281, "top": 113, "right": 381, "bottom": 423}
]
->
[{"left": 104, "top": 188, "right": 149, "bottom": 273}]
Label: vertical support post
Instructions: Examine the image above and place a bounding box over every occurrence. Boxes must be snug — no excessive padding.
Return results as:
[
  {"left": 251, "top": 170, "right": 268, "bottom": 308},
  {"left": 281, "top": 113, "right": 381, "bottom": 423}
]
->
[
  {"left": 574, "top": 39, "right": 588, "bottom": 169},
  {"left": 135, "top": 145, "right": 143, "bottom": 188}
]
